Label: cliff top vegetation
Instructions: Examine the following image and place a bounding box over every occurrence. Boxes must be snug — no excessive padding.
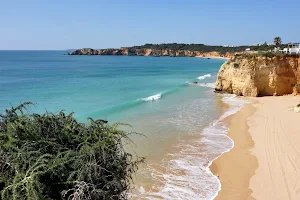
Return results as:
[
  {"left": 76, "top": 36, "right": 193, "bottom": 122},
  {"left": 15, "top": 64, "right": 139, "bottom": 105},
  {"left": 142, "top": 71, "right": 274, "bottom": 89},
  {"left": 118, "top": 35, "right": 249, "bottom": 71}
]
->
[
  {"left": 124, "top": 43, "right": 288, "bottom": 54},
  {"left": 233, "top": 52, "right": 300, "bottom": 60}
]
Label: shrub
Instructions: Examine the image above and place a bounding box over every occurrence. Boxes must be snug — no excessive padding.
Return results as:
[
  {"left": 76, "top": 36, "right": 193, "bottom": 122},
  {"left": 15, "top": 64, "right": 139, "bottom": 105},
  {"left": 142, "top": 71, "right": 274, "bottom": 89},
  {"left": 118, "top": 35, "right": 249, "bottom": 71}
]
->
[
  {"left": 233, "top": 63, "right": 239, "bottom": 69},
  {"left": 0, "top": 103, "right": 144, "bottom": 200},
  {"left": 293, "top": 84, "right": 300, "bottom": 88},
  {"left": 234, "top": 52, "right": 300, "bottom": 60}
]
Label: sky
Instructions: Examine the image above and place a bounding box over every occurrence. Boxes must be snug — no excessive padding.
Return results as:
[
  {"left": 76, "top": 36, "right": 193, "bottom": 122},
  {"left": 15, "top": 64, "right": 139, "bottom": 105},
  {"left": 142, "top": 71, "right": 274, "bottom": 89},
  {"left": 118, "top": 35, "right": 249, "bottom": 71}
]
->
[{"left": 0, "top": 0, "right": 299, "bottom": 50}]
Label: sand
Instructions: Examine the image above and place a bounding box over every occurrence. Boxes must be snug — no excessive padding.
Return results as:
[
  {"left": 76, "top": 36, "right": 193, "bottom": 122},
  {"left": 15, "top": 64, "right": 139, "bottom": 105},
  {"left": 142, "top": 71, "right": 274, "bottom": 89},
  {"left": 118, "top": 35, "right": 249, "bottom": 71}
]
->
[
  {"left": 212, "top": 95, "right": 300, "bottom": 200},
  {"left": 211, "top": 103, "right": 258, "bottom": 200}
]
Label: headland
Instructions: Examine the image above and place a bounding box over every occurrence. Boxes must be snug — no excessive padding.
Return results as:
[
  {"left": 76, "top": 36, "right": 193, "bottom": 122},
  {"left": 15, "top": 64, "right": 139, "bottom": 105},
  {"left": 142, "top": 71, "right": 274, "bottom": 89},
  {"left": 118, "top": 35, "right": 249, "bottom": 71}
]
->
[{"left": 212, "top": 54, "right": 300, "bottom": 200}]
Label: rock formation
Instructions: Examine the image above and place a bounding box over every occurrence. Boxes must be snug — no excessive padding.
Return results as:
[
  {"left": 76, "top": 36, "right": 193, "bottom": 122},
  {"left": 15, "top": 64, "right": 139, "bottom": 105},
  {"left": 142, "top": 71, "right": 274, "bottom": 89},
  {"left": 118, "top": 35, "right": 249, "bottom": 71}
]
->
[
  {"left": 68, "top": 48, "right": 233, "bottom": 59},
  {"left": 215, "top": 55, "right": 300, "bottom": 96},
  {"left": 70, "top": 48, "right": 100, "bottom": 55}
]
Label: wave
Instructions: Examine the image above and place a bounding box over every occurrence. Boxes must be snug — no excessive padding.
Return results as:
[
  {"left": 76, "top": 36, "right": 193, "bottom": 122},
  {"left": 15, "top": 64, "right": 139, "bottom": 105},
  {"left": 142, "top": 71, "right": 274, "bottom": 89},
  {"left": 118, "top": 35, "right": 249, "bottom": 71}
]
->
[
  {"left": 199, "top": 94, "right": 251, "bottom": 199},
  {"left": 131, "top": 94, "right": 250, "bottom": 200},
  {"left": 219, "top": 94, "right": 251, "bottom": 121},
  {"left": 198, "top": 74, "right": 211, "bottom": 80},
  {"left": 91, "top": 78, "right": 214, "bottom": 118},
  {"left": 141, "top": 93, "right": 162, "bottom": 101}
]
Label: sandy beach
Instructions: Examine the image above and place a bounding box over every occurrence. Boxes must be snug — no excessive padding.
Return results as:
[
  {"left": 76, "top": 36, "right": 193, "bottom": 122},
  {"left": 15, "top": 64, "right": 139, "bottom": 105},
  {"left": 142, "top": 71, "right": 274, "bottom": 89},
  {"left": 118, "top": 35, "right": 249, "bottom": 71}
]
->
[{"left": 212, "top": 95, "right": 300, "bottom": 200}]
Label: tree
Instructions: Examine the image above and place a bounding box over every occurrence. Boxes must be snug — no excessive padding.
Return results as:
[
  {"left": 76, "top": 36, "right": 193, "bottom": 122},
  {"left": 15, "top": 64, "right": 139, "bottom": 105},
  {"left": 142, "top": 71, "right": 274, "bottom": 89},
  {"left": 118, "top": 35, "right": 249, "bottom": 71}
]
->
[
  {"left": 274, "top": 37, "right": 282, "bottom": 47},
  {"left": 0, "top": 103, "right": 144, "bottom": 200}
]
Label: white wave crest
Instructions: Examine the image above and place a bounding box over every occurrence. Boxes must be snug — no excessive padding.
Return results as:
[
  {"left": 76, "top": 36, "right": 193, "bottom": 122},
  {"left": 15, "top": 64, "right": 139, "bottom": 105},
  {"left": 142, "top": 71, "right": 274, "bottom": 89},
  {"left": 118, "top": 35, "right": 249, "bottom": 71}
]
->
[
  {"left": 141, "top": 93, "right": 162, "bottom": 101},
  {"left": 197, "top": 82, "right": 215, "bottom": 88},
  {"left": 198, "top": 74, "right": 211, "bottom": 80}
]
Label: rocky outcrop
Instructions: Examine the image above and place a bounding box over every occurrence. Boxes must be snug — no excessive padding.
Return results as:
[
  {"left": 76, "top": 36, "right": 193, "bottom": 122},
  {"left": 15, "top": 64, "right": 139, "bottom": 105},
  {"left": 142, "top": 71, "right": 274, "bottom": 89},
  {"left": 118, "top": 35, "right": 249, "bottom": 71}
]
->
[
  {"left": 215, "top": 55, "right": 300, "bottom": 96},
  {"left": 69, "top": 48, "right": 100, "bottom": 55},
  {"left": 68, "top": 48, "right": 233, "bottom": 58}
]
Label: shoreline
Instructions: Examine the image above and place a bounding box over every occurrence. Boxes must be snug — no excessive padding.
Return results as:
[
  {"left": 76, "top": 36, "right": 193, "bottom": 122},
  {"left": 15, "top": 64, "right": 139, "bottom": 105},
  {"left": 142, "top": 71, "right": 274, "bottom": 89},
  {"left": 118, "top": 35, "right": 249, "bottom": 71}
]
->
[
  {"left": 211, "top": 101, "right": 257, "bottom": 199},
  {"left": 212, "top": 95, "right": 300, "bottom": 199},
  {"left": 205, "top": 95, "right": 253, "bottom": 200}
]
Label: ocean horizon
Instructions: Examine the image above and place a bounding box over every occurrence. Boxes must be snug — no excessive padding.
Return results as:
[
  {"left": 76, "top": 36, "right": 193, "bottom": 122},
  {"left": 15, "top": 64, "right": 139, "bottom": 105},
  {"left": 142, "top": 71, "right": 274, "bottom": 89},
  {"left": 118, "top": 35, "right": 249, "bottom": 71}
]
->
[{"left": 0, "top": 51, "right": 248, "bottom": 199}]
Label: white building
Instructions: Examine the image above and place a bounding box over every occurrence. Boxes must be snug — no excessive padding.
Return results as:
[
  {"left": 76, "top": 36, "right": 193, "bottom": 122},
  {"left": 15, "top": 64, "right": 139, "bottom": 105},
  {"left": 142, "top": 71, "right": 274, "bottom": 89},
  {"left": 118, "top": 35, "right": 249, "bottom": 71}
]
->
[
  {"left": 283, "top": 43, "right": 300, "bottom": 54},
  {"left": 252, "top": 43, "right": 263, "bottom": 46}
]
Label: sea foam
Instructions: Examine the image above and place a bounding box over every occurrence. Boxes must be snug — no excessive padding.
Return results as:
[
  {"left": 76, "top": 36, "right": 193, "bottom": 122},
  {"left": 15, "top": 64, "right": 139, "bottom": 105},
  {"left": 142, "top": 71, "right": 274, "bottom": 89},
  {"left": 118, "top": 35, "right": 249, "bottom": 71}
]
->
[
  {"left": 197, "top": 82, "right": 215, "bottom": 88},
  {"left": 198, "top": 74, "right": 211, "bottom": 80},
  {"left": 132, "top": 94, "right": 250, "bottom": 200},
  {"left": 186, "top": 81, "right": 215, "bottom": 89},
  {"left": 141, "top": 93, "right": 162, "bottom": 101}
]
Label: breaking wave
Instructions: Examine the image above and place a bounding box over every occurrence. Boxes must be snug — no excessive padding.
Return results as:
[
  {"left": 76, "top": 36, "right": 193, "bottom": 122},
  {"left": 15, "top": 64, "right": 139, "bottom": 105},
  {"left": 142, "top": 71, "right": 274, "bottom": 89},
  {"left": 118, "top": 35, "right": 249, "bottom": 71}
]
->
[
  {"left": 198, "top": 74, "right": 211, "bottom": 80},
  {"left": 91, "top": 78, "right": 215, "bottom": 117},
  {"left": 141, "top": 93, "right": 162, "bottom": 101}
]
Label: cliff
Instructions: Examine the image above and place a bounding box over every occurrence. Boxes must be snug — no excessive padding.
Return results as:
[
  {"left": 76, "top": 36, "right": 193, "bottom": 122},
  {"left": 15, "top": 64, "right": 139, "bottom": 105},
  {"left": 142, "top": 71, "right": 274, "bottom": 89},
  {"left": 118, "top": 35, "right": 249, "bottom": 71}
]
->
[
  {"left": 68, "top": 48, "right": 233, "bottom": 58},
  {"left": 215, "top": 55, "right": 300, "bottom": 96}
]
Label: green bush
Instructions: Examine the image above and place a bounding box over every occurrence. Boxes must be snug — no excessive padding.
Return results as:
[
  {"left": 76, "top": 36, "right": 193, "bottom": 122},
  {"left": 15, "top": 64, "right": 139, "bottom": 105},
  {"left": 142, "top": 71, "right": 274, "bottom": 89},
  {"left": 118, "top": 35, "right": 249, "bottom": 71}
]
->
[{"left": 0, "top": 103, "right": 144, "bottom": 200}]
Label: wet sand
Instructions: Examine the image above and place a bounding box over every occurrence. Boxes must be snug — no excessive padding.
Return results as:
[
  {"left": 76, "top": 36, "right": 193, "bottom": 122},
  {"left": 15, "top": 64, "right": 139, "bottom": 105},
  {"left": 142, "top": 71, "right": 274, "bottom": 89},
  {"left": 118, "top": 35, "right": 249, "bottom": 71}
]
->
[{"left": 211, "top": 103, "right": 258, "bottom": 200}]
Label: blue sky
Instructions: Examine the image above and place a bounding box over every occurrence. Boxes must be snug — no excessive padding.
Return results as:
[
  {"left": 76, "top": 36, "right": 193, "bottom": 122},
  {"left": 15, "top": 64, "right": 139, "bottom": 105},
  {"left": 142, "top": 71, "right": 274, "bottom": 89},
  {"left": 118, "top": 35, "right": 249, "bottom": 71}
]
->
[{"left": 1, "top": 0, "right": 299, "bottom": 50}]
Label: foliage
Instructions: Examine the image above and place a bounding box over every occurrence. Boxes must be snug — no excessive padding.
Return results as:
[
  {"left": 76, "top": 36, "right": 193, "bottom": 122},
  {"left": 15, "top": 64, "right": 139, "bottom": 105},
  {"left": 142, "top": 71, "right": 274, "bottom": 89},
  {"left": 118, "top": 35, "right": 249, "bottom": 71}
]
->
[
  {"left": 124, "top": 43, "right": 288, "bottom": 54},
  {"left": 274, "top": 37, "right": 282, "bottom": 47},
  {"left": 234, "top": 52, "right": 300, "bottom": 59},
  {"left": 0, "top": 103, "right": 144, "bottom": 200}
]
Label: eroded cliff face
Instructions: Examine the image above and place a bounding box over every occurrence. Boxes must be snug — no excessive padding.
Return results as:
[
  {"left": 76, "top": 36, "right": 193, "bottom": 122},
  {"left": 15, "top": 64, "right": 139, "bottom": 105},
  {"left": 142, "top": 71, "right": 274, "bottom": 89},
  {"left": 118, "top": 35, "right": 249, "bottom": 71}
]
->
[
  {"left": 215, "top": 56, "right": 300, "bottom": 96},
  {"left": 68, "top": 48, "right": 233, "bottom": 58}
]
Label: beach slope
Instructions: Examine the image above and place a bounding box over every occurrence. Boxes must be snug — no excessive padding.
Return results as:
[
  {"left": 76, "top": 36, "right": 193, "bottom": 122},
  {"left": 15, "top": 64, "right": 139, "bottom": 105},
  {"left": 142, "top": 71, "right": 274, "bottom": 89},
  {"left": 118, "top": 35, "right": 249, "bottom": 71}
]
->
[
  {"left": 213, "top": 96, "right": 300, "bottom": 200},
  {"left": 249, "top": 96, "right": 300, "bottom": 200}
]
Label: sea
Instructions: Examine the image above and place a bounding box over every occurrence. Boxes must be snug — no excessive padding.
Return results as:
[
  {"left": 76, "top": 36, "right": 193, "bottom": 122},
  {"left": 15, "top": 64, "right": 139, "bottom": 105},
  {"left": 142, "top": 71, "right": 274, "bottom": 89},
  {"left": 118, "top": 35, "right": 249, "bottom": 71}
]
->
[{"left": 0, "top": 50, "right": 249, "bottom": 199}]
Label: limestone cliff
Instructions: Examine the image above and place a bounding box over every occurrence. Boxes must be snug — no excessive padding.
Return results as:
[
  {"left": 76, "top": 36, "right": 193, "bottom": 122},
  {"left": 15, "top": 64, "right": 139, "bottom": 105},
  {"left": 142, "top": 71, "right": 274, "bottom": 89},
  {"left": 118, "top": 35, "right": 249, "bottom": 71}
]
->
[
  {"left": 68, "top": 48, "right": 233, "bottom": 59},
  {"left": 215, "top": 55, "right": 300, "bottom": 96}
]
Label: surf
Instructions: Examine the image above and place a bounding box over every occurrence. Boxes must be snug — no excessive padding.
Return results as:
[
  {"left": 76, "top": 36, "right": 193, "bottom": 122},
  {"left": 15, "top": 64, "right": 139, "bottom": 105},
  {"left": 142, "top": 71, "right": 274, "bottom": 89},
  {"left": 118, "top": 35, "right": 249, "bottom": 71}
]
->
[
  {"left": 198, "top": 74, "right": 211, "bottom": 80},
  {"left": 132, "top": 94, "right": 250, "bottom": 200},
  {"left": 141, "top": 93, "right": 162, "bottom": 101}
]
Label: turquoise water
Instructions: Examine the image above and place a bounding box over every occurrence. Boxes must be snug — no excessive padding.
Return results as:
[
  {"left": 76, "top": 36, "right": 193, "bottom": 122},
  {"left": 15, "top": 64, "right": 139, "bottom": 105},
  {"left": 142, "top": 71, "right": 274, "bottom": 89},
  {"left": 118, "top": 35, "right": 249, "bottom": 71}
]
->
[
  {"left": 0, "top": 51, "right": 223, "bottom": 122},
  {"left": 1, "top": 51, "right": 245, "bottom": 199}
]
